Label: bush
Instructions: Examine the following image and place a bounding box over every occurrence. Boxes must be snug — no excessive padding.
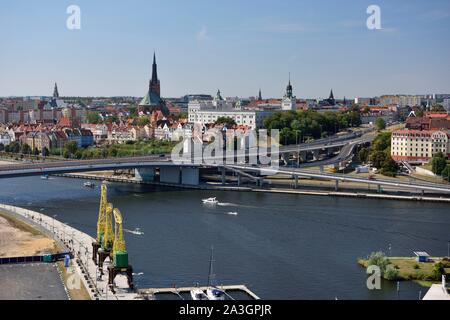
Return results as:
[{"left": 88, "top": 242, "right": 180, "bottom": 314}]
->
[
  {"left": 431, "top": 152, "right": 447, "bottom": 175},
  {"left": 384, "top": 264, "right": 400, "bottom": 280},
  {"left": 432, "top": 262, "right": 445, "bottom": 281},
  {"left": 367, "top": 251, "right": 390, "bottom": 273}
]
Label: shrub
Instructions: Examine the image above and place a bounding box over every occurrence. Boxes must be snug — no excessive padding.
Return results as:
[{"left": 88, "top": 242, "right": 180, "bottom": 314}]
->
[
  {"left": 367, "top": 251, "right": 390, "bottom": 273},
  {"left": 384, "top": 264, "right": 400, "bottom": 280}
]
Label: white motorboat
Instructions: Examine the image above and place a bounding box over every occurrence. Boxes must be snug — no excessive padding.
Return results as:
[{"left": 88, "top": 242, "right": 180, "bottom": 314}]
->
[
  {"left": 190, "top": 288, "right": 209, "bottom": 300},
  {"left": 41, "top": 175, "right": 49, "bottom": 180},
  {"left": 202, "top": 197, "right": 219, "bottom": 205},
  {"left": 83, "top": 182, "right": 95, "bottom": 188}
]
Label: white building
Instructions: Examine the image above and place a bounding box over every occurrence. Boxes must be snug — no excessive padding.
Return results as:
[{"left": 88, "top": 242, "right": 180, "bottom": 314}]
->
[
  {"left": 391, "top": 129, "right": 450, "bottom": 162},
  {"left": 281, "top": 78, "right": 296, "bottom": 111},
  {"left": 0, "top": 131, "right": 11, "bottom": 146}
]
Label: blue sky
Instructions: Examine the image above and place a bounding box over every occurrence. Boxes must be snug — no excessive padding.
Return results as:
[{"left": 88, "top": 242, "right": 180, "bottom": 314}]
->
[{"left": 0, "top": 0, "right": 449, "bottom": 98}]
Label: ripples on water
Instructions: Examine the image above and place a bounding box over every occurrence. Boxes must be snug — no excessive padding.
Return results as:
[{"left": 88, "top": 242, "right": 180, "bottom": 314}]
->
[{"left": 1, "top": 176, "right": 449, "bottom": 299}]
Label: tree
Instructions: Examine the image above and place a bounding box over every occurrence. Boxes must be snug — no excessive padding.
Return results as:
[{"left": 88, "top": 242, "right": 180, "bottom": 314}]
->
[
  {"left": 0, "top": 143, "right": 4, "bottom": 152},
  {"left": 441, "top": 165, "right": 450, "bottom": 182},
  {"left": 367, "top": 251, "right": 390, "bottom": 274},
  {"left": 431, "top": 152, "right": 447, "bottom": 175},
  {"left": 21, "top": 143, "right": 31, "bottom": 155},
  {"left": 358, "top": 148, "right": 370, "bottom": 163},
  {"left": 87, "top": 112, "right": 101, "bottom": 124},
  {"left": 33, "top": 147, "right": 39, "bottom": 156},
  {"left": 64, "top": 141, "right": 78, "bottom": 156},
  {"left": 380, "top": 157, "right": 398, "bottom": 177},
  {"left": 42, "top": 147, "right": 49, "bottom": 157},
  {"left": 215, "top": 117, "right": 236, "bottom": 127},
  {"left": 375, "top": 117, "right": 386, "bottom": 131}
]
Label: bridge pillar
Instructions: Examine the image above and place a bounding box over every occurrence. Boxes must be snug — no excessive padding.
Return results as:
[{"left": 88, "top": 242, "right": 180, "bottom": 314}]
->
[
  {"left": 335, "top": 180, "right": 339, "bottom": 191},
  {"left": 319, "top": 165, "right": 324, "bottom": 173},
  {"left": 299, "top": 151, "right": 307, "bottom": 163},
  {"left": 377, "top": 184, "right": 382, "bottom": 193},
  {"left": 134, "top": 168, "right": 155, "bottom": 182},
  {"left": 160, "top": 167, "right": 181, "bottom": 184},
  {"left": 221, "top": 167, "right": 226, "bottom": 185},
  {"left": 237, "top": 174, "right": 241, "bottom": 187},
  {"left": 181, "top": 167, "right": 199, "bottom": 186},
  {"left": 294, "top": 175, "right": 298, "bottom": 189},
  {"left": 313, "top": 150, "right": 320, "bottom": 161}
]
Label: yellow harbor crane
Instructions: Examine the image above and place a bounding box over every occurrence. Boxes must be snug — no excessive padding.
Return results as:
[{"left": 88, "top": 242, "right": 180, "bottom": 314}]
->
[
  {"left": 107, "top": 207, "right": 134, "bottom": 290},
  {"left": 92, "top": 184, "right": 134, "bottom": 290}
]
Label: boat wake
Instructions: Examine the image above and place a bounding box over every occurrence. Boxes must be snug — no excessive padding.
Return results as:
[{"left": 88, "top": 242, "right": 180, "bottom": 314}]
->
[
  {"left": 217, "top": 202, "right": 238, "bottom": 207},
  {"left": 124, "top": 228, "right": 145, "bottom": 236},
  {"left": 226, "top": 212, "right": 238, "bottom": 216}
]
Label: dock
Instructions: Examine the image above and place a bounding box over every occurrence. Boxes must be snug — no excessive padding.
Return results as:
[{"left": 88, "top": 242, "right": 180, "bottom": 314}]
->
[{"left": 138, "top": 284, "right": 260, "bottom": 300}]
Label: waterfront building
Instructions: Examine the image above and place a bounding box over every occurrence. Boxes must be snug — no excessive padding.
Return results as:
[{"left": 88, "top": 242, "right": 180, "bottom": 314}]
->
[{"left": 391, "top": 129, "right": 450, "bottom": 162}]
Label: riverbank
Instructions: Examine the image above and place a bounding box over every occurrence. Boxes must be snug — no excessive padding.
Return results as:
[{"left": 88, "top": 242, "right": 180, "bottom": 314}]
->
[
  {"left": 0, "top": 203, "right": 140, "bottom": 300},
  {"left": 0, "top": 211, "right": 56, "bottom": 257},
  {"left": 55, "top": 171, "right": 450, "bottom": 204},
  {"left": 358, "top": 256, "right": 450, "bottom": 287}
]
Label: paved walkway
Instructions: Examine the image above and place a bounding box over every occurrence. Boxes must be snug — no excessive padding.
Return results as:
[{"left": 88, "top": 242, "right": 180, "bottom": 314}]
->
[
  {"left": 0, "top": 204, "right": 141, "bottom": 300},
  {"left": 423, "top": 284, "right": 450, "bottom": 300}
]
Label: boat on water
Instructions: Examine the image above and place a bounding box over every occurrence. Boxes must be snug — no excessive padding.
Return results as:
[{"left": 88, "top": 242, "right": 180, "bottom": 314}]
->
[
  {"left": 205, "top": 246, "right": 226, "bottom": 300},
  {"left": 41, "top": 175, "right": 49, "bottom": 180},
  {"left": 125, "top": 228, "right": 144, "bottom": 235},
  {"left": 206, "top": 288, "right": 226, "bottom": 300},
  {"left": 227, "top": 212, "right": 238, "bottom": 216},
  {"left": 202, "top": 197, "right": 219, "bottom": 205},
  {"left": 190, "top": 288, "right": 209, "bottom": 300},
  {"left": 83, "top": 182, "right": 95, "bottom": 188}
]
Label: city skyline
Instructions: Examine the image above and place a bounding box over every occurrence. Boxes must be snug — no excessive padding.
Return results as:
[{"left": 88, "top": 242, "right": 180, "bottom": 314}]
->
[{"left": 1, "top": 0, "right": 450, "bottom": 98}]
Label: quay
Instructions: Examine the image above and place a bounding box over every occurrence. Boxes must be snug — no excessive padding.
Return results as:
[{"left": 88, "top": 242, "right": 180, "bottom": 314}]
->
[
  {"left": 56, "top": 172, "right": 450, "bottom": 203},
  {"left": 0, "top": 203, "right": 260, "bottom": 300}
]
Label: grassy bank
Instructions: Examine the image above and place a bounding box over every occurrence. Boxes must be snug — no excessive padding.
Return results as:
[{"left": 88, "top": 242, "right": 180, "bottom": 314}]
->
[{"left": 358, "top": 256, "right": 450, "bottom": 287}]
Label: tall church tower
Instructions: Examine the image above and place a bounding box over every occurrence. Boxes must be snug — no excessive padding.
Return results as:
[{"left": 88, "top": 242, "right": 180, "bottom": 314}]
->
[
  {"left": 53, "top": 82, "right": 59, "bottom": 98},
  {"left": 149, "top": 52, "right": 160, "bottom": 96}
]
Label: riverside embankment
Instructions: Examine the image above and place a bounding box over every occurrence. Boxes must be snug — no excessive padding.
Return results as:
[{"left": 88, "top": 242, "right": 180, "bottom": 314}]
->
[{"left": 0, "top": 204, "right": 140, "bottom": 300}]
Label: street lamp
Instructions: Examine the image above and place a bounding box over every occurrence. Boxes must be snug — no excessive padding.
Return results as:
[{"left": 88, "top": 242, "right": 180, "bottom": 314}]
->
[{"left": 52, "top": 214, "right": 58, "bottom": 233}]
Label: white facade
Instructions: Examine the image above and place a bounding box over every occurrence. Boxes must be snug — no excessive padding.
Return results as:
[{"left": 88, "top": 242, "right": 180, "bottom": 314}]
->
[
  {"left": 0, "top": 132, "right": 11, "bottom": 146},
  {"left": 391, "top": 129, "right": 450, "bottom": 162}
]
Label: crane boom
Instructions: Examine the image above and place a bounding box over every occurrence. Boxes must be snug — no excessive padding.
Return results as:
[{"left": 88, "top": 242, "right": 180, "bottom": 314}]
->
[
  {"left": 103, "top": 203, "right": 114, "bottom": 251},
  {"left": 96, "top": 184, "right": 108, "bottom": 242}
]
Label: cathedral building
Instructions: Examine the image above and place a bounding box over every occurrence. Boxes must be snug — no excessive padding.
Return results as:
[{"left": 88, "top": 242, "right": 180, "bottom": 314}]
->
[{"left": 139, "top": 52, "right": 169, "bottom": 116}]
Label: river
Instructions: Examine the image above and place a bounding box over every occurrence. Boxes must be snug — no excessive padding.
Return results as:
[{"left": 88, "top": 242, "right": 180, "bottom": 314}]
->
[{"left": 1, "top": 176, "right": 449, "bottom": 300}]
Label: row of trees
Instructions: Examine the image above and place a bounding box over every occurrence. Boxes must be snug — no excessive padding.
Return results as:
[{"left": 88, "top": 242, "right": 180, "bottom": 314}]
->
[
  {"left": 0, "top": 141, "right": 50, "bottom": 157},
  {"left": 431, "top": 152, "right": 450, "bottom": 182},
  {"left": 358, "top": 132, "right": 398, "bottom": 176},
  {"left": 263, "top": 108, "right": 362, "bottom": 145}
]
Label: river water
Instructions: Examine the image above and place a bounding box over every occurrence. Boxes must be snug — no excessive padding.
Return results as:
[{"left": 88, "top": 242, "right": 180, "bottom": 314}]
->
[{"left": 1, "top": 176, "right": 449, "bottom": 300}]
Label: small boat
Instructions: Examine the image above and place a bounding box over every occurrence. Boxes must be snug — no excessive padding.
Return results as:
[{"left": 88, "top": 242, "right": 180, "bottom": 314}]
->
[
  {"left": 206, "top": 288, "right": 226, "bottom": 300},
  {"left": 190, "top": 288, "right": 209, "bottom": 300},
  {"left": 227, "top": 212, "right": 238, "bottom": 216},
  {"left": 83, "top": 182, "right": 95, "bottom": 188},
  {"left": 125, "top": 228, "right": 145, "bottom": 235},
  {"left": 41, "top": 175, "right": 49, "bottom": 180},
  {"left": 202, "top": 197, "right": 219, "bottom": 205}
]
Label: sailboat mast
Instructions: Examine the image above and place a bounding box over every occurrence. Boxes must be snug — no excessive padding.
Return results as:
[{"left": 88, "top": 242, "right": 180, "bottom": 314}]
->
[{"left": 207, "top": 246, "right": 215, "bottom": 287}]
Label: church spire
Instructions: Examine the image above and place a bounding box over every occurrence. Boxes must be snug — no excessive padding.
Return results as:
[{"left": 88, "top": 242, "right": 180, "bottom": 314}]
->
[
  {"left": 53, "top": 82, "right": 59, "bottom": 98},
  {"left": 149, "top": 51, "right": 161, "bottom": 96},
  {"left": 286, "top": 73, "right": 293, "bottom": 98},
  {"left": 258, "top": 88, "right": 262, "bottom": 101},
  {"left": 151, "top": 52, "right": 158, "bottom": 83}
]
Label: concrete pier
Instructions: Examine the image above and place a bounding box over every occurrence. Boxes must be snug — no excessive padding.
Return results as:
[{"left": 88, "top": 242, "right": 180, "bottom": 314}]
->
[{"left": 0, "top": 204, "right": 140, "bottom": 300}]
